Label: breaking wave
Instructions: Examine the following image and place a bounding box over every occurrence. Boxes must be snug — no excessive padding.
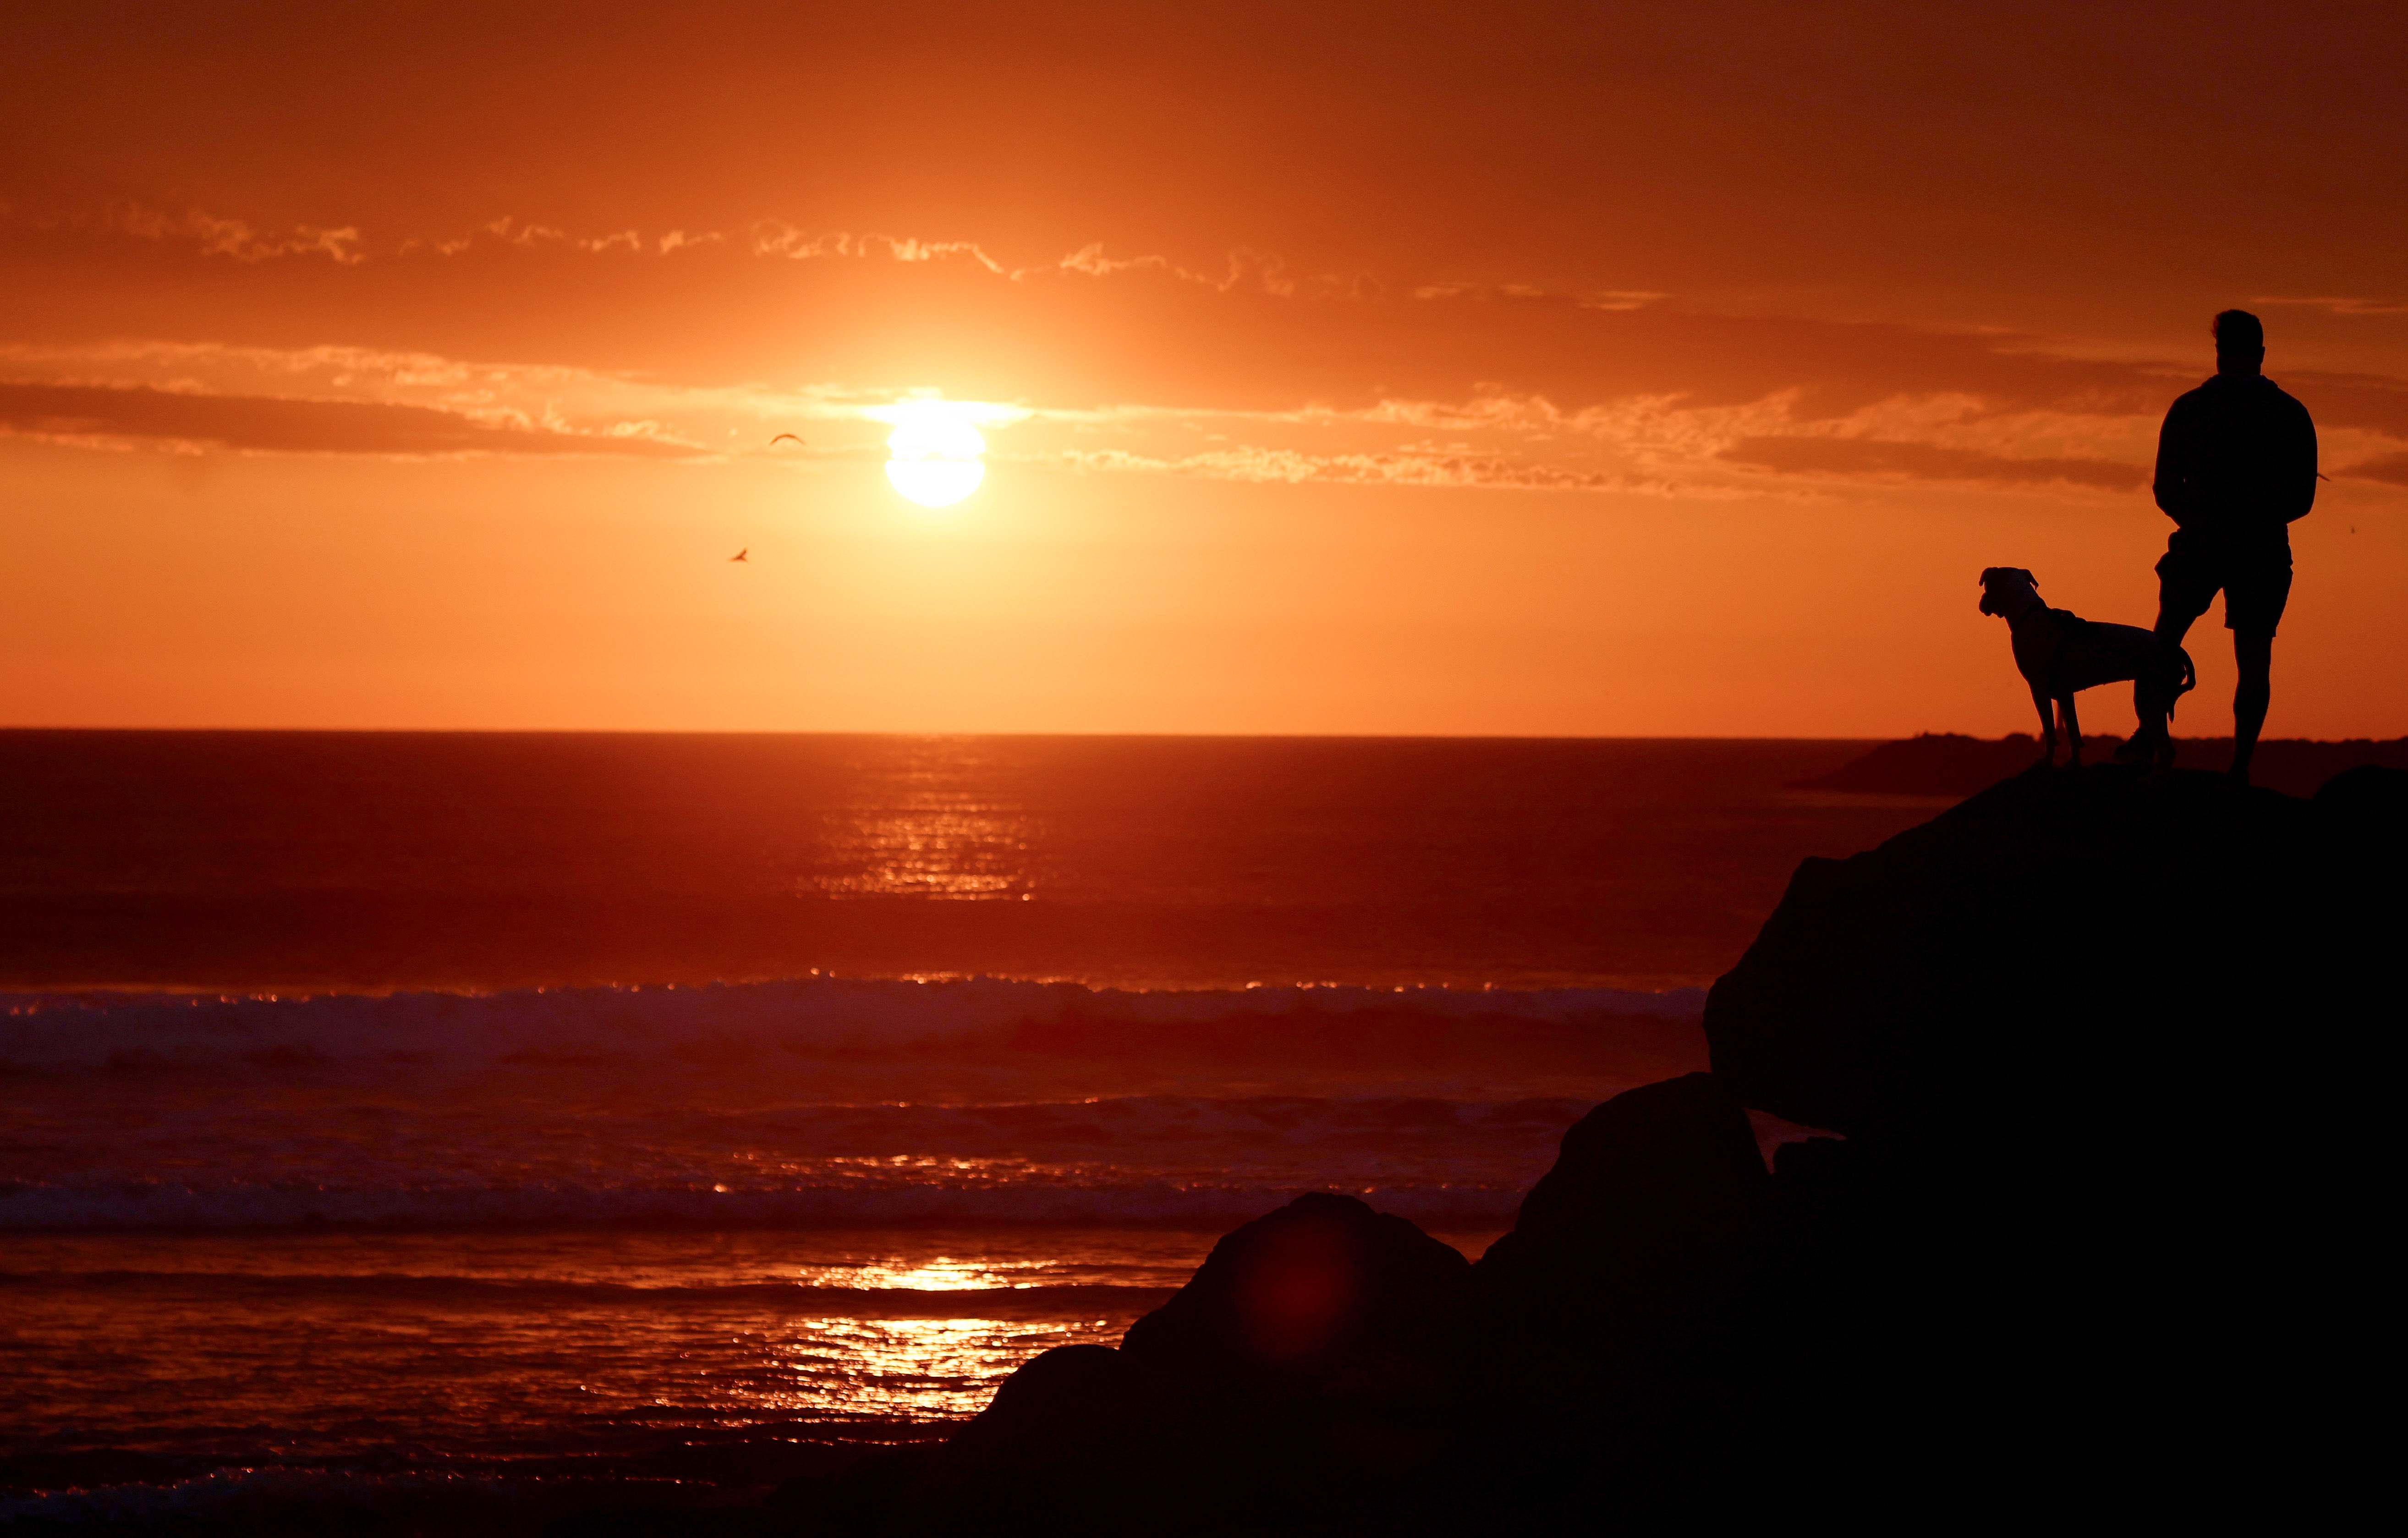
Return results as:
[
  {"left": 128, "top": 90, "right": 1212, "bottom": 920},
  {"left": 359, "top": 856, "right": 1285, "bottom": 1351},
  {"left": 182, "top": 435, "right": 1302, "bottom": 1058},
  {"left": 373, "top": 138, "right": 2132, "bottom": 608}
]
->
[
  {"left": 0, "top": 977, "right": 1702, "bottom": 1233},
  {"left": 0, "top": 974, "right": 1703, "bottom": 1073}
]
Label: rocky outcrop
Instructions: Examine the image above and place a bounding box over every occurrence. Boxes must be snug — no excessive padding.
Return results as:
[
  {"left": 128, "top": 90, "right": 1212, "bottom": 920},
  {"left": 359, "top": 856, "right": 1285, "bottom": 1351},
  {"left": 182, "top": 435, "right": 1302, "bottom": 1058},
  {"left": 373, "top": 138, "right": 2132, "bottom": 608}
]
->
[
  {"left": 1708, "top": 763, "right": 2325, "bottom": 1150},
  {"left": 2319, "top": 761, "right": 2408, "bottom": 854},
  {"left": 778, "top": 763, "right": 2396, "bottom": 1535},
  {"left": 1794, "top": 731, "right": 2408, "bottom": 798},
  {"left": 782, "top": 1195, "right": 1477, "bottom": 1535},
  {"left": 1474, "top": 1073, "right": 1766, "bottom": 1367},
  {"left": 1704, "top": 763, "right": 2390, "bottom": 1523},
  {"left": 1122, "top": 1191, "right": 1472, "bottom": 1394},
  {"left": 1788, "top": 729, "right": 2082, "bottom": 793}
]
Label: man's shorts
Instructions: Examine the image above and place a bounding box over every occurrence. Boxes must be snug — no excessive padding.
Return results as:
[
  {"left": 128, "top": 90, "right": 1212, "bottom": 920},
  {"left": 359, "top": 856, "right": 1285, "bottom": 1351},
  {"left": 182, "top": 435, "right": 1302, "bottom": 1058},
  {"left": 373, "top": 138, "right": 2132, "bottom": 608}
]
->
[{"left": 2156, "top": 528, "right": 2293, "bottom": 636}]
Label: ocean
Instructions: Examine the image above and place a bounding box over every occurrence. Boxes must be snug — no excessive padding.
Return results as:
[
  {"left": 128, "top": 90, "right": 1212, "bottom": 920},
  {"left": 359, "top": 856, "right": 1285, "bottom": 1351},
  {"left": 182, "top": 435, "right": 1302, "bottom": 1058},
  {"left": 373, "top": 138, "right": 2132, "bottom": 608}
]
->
[{"left": 0, "top": 732, "right": 1941, "bottom": 1526}]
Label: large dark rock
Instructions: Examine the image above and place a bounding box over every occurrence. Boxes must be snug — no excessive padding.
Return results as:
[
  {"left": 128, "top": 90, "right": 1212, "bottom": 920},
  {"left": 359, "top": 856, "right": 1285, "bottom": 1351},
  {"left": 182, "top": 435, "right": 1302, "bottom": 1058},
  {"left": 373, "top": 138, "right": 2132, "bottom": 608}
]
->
[
  {"left": 1706, "top": 764, "right": 2326, "bottom": 1149},
  {"left": 826, "top": 1196, "right": 1477, "bottom": 1537},
  {"left": 1445, "top": 1074, "right": 1777, "bottom": 1529},
  {"left": 1121, "top": 1191, "right": 1471, "bottom": 1401},
  {"left": 831, "top": 1346, "right": 1152, "bottom": 1535},
  {"left": 952, "top": 1344, "right": 1140, "bottom": 1459},
  {"left": 1700, "top": 763, "right": 2396, "bottom": 1526},
  {"left": 1475, "top": 1072, "right": 1766, "bottom": 1366},
  {"left": 2317, "top": 762, "right": 2408, "bottom": 865}
]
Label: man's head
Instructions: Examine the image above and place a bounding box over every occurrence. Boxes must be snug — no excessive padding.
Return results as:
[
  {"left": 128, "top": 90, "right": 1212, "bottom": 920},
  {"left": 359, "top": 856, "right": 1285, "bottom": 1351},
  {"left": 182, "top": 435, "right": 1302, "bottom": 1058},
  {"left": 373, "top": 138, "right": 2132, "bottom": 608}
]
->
[{"left": 2214, "top": 309, "right": 2265, "bottom": 375}]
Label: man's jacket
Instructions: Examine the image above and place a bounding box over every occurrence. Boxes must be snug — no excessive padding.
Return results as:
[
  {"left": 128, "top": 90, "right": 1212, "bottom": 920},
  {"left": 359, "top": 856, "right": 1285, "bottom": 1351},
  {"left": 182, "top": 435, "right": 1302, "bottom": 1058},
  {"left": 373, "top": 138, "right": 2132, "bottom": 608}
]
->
[{"left": 2151, "top": 373, "right": 2318, "bottom": 539}]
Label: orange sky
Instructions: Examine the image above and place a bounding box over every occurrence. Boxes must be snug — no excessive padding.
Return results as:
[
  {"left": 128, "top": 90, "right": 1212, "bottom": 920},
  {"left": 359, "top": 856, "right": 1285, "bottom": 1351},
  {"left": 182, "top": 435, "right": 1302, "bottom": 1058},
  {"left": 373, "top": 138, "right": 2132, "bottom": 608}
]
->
[{"left": 5, "top": 1, "right": 2404, "bottom": 737}]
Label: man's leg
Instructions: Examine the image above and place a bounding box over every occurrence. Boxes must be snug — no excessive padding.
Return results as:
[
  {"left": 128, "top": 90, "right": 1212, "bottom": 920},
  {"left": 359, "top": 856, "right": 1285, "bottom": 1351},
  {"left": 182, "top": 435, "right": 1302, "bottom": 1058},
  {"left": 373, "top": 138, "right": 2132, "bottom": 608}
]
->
[
  {"left": 2231, "top": 630, "right": 2272, "bottom": 782},
  {"left": 2130, "top": 669, "right": 2171, "bottom": 758},
  {"left": 2124, "top": 583, "right": 2207, "bottom": 759}
]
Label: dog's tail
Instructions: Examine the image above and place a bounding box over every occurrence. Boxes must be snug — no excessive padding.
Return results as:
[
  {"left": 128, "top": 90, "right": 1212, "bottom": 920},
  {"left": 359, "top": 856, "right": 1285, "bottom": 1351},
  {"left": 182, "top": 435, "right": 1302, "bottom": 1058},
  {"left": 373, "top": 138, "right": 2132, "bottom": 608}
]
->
[{"left": 2167, "top": 643, "right": 2197, "bottom": 720}]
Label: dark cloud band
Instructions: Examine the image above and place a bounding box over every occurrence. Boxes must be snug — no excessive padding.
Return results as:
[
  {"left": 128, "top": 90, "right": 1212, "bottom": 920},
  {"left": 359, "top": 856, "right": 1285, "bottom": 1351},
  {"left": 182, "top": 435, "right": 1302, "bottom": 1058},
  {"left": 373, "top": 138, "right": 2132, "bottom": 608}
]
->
[{"left": 0, "top": 383, "right": 696, "bottom": 458}]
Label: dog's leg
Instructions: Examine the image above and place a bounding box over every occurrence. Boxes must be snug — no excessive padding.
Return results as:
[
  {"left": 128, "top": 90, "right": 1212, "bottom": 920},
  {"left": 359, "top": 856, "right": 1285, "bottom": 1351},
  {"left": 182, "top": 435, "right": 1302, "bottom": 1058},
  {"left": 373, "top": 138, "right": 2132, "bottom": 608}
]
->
[
  {"left": 2030, "top": 683, "right": 2057, "bottom": 769},
  {"left": 2061, "top": 693, "right": 2082, "bottom": 767}
]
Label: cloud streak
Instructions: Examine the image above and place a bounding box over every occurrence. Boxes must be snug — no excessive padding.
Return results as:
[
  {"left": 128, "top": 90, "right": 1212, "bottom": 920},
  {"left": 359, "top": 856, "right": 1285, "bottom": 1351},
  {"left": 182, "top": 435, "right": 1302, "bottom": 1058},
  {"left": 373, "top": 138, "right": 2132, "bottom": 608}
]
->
[
  {"left": 5, "top": 344, "right": 2392, "bottom": 505},
  {"left": 6, "top": 216, "right": 2405, "bottom": 502},
  {"left": 2342, "top": 451, "right": 2408, "bottom": 487},
  {"left": 0, "top": 383, "right": 699, "bottom": 458},
  {"left": 1718, "top": 436, "right": 2147, "bottom": 492},
  {"left": 1030, "top": 444, "right": 1658, "bottom": 494},
  {"left": 5, "top": 203, "right": 1371, "bottom": 299},
  {"left": 62, "top": 204, "right": 369, "bottom": 264}
]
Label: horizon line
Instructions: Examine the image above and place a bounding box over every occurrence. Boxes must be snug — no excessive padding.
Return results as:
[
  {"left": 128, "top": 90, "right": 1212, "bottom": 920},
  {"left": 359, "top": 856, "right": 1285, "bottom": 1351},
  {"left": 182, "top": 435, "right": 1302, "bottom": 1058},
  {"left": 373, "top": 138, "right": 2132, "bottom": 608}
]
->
[{"left": 1, "top": 724, "right": 2400, "bottom": 745}]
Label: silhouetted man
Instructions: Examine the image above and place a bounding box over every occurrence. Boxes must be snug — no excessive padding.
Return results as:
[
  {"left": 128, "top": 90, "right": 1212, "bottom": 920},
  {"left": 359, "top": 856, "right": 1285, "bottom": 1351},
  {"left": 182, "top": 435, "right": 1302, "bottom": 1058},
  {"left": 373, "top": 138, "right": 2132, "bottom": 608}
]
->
[{"left": 2124, "top": 310, "right": 2317, "bottom": 782}]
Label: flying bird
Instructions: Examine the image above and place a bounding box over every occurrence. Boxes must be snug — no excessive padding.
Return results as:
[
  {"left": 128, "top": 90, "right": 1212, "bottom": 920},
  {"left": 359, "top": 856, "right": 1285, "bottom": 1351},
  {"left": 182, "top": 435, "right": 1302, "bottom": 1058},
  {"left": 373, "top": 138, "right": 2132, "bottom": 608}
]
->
[
  {"left": 730, "top": 548, "right": 748, "bottom": 563},
  {"left": 769, "top": 433, "right": 805, "bottom": 448}
]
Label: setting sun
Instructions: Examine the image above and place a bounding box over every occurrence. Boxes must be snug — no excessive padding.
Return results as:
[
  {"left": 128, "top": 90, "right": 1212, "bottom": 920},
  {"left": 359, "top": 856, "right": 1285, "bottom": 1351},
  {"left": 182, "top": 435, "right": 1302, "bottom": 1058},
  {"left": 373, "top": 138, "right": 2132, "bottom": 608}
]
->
[{"left": 884, "top": 402, "right": 987, "bottom": 508}]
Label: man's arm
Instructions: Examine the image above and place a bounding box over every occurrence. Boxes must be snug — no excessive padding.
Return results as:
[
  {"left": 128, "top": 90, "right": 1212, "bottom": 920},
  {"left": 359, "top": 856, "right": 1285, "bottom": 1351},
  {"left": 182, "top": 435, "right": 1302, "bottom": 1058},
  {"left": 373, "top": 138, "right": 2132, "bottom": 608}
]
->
[
  {"left": 2280, "top": 398, "right": 2318, "bottom": 523},
  {"left": 2152, "top": 398, "right": 2196, "bottom": 525}
]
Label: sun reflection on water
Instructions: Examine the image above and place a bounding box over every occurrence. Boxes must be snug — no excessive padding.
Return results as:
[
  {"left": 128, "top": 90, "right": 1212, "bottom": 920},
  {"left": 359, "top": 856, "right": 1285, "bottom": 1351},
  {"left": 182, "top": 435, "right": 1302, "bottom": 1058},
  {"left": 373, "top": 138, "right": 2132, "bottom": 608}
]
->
[
  {"left": 0, "top": 1231, "right": 1201, "bottom": 1448},
  {"left": 754, "top": 1316, "right": 1120, "bottom": 1419},
  {"left": 822, "top": 1258, "right": 1007, "bottom": 1292},
  {"left": 805, "top": 748, "right": 1040, "bottom": 900}
]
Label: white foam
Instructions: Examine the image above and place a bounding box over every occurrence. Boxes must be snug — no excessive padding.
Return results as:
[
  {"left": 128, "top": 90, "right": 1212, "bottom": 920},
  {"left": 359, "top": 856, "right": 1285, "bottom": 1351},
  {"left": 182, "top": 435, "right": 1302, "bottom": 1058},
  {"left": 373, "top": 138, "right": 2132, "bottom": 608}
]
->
[{"left": 0, "top": 1176, "right": 1527, "bottom": 1231}]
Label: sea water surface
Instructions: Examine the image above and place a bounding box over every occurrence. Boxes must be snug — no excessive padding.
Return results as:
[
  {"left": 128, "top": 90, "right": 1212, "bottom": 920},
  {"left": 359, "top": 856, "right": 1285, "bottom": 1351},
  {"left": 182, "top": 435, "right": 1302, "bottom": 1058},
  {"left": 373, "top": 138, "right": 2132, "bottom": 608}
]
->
[{"left": 0, "top": 733, "right": 1937, "bottom": 1521}]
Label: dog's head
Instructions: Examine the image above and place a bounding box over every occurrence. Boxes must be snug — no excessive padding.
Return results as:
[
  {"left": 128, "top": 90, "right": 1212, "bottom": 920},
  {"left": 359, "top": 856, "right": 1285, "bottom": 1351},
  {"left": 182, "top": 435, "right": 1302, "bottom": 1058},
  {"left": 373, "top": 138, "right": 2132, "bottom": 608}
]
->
[{"left": 1977, "top": 566, "right": 2040, "bottom": 617}]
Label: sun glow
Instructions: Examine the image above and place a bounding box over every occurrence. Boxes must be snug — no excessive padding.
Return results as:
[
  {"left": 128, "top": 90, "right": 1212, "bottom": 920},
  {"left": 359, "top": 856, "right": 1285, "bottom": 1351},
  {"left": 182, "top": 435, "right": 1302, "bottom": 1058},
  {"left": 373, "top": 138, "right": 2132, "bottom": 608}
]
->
[{"left": 883, "top": 401, "right": 988, "bottom": 508}]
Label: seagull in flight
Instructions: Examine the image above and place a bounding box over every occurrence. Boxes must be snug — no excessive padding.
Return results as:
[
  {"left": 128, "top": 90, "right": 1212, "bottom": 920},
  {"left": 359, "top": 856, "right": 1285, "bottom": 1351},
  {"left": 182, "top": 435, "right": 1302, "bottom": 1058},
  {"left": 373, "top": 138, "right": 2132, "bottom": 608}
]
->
[
  {"left": 770, "top": 433, "right": 805, "bottom": 448},
  {"left": 730, "top": 548, "right": 749, "bottom": 563}
]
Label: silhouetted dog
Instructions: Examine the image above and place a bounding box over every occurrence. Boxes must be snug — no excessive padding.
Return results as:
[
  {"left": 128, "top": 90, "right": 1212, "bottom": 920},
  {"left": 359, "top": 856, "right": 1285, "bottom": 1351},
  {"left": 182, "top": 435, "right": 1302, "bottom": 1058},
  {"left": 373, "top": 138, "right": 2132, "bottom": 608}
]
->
[{"left": 1978, "top": 567, "right": 2194, "bottom": 769}]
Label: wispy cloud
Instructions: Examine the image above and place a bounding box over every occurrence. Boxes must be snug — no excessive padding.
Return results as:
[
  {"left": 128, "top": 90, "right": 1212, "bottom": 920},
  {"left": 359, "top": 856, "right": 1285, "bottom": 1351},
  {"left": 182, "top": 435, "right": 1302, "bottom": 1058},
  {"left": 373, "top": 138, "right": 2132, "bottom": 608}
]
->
[
  {"left": 5, "top": 230, "right": 2404, "bottom": 501},
  {"left": 1410, "top": 282, "right": 1664, "bottom": 311},
  {"left": 1, "top": 201, "right": 1384, "bottom": 299},
  {"left": 1029, "top": 443, "right": 1665, "bottom": 494},
  {"left": 0, "top": 342, "right": 1031, "bottom": 461},
  {"left": 748, "top": 223, "right": 1008, "bottom": 272},
  {"left": 0, "top": 337, "right": 2347, "bottom": 501},
  {"left": 95, "top": 203, "right": 365, "bottom": 264},
  {"left": 2342, "top": 451, "right": 2408, "bottom": 486},
  {"left": 7, "top": 348, "right": 2400, "bottom": 502}
]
